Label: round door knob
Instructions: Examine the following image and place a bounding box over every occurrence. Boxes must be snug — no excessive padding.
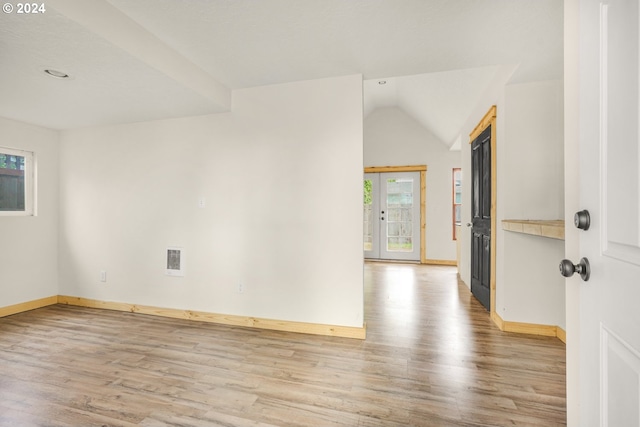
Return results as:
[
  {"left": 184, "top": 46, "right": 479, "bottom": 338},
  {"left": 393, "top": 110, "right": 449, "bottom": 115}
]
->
[
  {"left": 559, "top": 257, "right": 590, "bottom": 281},
  {"left": 574, "top": 210, "right": 591, "bottom": 230}
]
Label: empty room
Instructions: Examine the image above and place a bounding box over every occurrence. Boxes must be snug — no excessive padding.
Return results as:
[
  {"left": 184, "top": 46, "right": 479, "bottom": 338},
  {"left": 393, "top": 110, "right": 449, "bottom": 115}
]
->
[{"left": 1, "top": 1, "right": 639, "bottom": 426}]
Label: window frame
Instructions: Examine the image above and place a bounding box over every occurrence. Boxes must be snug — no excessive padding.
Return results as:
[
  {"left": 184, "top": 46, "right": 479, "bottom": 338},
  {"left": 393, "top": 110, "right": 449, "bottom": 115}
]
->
[{"left": 0, "top": 146, "right": 35, "bottom": 216}]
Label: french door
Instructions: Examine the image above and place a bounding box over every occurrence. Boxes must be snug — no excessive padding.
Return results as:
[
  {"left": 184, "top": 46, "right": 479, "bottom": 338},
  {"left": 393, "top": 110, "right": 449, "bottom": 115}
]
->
[{"left": 364, "top": 172, "right": 420, "bottom": 261}]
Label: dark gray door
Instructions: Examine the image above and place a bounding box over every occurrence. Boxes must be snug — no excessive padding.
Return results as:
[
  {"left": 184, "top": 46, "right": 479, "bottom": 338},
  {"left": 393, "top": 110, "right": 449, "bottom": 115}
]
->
[{"left": 471, "top": 125, "right": 491, "bottom": 311}]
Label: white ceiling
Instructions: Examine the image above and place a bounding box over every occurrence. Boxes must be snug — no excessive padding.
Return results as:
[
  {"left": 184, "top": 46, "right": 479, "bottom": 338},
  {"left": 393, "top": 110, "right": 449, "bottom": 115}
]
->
[
  {"left": 363, "top": 66, "right": 504, "bottom": 148},
  {"left": 0, "top": 0, "right": 563, "bottom": 147}
]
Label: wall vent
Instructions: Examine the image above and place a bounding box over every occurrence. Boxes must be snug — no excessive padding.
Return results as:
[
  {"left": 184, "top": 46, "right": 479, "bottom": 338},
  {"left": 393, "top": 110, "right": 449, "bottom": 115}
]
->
[{"left": 166, "top": 247, "right": 185, "bottom": 277}]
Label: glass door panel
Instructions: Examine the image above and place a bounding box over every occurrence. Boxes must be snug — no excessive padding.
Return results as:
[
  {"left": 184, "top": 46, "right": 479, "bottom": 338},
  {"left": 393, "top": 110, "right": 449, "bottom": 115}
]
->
[
  {"left": 363, "top": 173, "right": 380, "bottom": 258},
  {"left": 386, "top": 178, "right": 414, "bottom": 252},
  {"left": 365, "top": 171, "right": 420, "bottom": 261}
]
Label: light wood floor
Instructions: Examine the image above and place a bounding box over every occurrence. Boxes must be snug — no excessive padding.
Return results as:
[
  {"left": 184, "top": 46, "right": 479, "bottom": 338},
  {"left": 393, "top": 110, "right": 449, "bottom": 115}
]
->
[{"left": 0, "top": 263, "right": 566, "bottom": 426}]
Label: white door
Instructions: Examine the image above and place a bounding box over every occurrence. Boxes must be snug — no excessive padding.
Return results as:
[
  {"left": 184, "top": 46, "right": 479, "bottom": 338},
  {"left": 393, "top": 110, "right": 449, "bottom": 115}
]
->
[
  {"left": 567, "top": 0, "right": 640, "bottom": 424},
  {"left": 364, "top": 172, "right": 421, "bottom": 261}
]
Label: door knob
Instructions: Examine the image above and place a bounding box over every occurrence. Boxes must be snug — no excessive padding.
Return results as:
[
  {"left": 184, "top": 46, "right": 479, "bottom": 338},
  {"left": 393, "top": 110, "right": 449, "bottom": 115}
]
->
[
  {"left": 559, "top": 257, "right": 591, "bottom": 281},
  {"left": 574, "top": 210, "right": 590, "bottom": 230}
]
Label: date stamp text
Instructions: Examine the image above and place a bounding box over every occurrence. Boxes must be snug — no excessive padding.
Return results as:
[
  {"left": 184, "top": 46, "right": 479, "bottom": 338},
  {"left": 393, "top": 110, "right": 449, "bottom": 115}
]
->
[{"left": 3, "top": 3, "right": 46, "bottom": 14}]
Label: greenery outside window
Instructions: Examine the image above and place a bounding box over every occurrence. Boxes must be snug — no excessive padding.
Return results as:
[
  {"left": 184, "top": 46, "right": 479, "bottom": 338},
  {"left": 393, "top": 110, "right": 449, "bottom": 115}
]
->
[{"left": 0, "top": 147, "right": 35, "bottom": 216}]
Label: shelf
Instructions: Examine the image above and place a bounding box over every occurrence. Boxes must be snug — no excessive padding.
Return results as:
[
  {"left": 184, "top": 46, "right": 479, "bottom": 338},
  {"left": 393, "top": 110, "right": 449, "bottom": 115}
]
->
[{"left": 501, "top": 219, "right": 565, "bottom": 240}]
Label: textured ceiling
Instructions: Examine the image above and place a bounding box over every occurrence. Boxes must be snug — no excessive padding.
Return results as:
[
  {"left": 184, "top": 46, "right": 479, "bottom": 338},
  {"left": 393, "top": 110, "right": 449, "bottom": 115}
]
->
[{"left": 0, "top": 0, "right": 563, "bottom": 143}]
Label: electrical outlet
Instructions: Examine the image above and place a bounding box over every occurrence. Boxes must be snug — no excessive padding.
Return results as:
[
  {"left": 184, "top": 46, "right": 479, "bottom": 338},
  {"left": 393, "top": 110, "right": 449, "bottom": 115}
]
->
[
  {"left": 237, "top": 282, "right": 244, "bottom": 293},
  {"left": 197, "top": 197, "right": 206, "bottom": 208},
  {"left": 100, "top": 270, "right": 107, "bottom": 283}
]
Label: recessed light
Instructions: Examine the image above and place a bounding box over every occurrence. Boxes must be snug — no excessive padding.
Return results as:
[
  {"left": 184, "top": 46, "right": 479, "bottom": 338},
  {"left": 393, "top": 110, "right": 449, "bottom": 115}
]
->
[
  {"left": 44, "top": 69, "right": 70, "bottom": 79},
  {"left": 378, "top": 80, "right": 387, "bottom": 85}
]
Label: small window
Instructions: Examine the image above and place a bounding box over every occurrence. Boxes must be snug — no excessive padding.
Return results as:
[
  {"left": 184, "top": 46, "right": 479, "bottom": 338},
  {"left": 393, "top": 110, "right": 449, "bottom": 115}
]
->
[
  {"left": 0, "top": 147, "right": 35, "bottom": 216},
  {"left": 452, "top": 168, "right": 462, "bottom": 240}
]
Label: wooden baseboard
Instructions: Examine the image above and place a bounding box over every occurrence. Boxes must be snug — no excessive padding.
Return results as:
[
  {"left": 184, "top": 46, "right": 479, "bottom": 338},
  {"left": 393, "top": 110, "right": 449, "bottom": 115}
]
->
[
  {"left": 502, "top": 321, "right": 558, "bottom": 337},
  {"left": 491, "top": 311, "right": 505, "bottom": 330},
  {"left": 57, "top": 296, "right": 366, "bottom": 340},
  {"left": 492, "top": 312, "right": 565, "bottom": 342},
  {"left": 0, "top": 296, "right": 58, "bottom": 318},
  {"left": 423, "top": 259, "right": 457, "bottom": 266},
  {"left": 3, "top": 295, "right": 563, "bottom": 344}
]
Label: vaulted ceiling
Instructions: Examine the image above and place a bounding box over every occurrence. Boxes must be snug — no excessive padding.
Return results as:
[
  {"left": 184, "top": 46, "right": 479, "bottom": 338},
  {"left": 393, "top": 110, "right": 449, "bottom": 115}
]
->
[{"left": 0, "top": 0, "right": 563, "bottom": 148}]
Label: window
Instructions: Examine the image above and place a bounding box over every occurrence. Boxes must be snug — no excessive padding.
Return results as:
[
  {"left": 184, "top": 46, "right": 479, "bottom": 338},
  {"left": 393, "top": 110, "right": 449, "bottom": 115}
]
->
[
  {"left": 452, "top": 168, "right": 462, "bottom": 240},
  {"left": 0, "top": 147, "right": 34, "bottom": 216}
]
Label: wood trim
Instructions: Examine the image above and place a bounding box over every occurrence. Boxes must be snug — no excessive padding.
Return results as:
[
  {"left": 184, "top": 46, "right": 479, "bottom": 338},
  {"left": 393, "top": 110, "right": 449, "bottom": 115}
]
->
[
  {"left": 469, "top": 105, "right": 497, "bottom": 142},
  {"left": 0, "top": 296, "right": 58, "bottom": 317},
  {"left": 492, "top": 311, "right": 565, "bottom": 341},
  {"left": 364, "top": 165, "right": 427, "bottom": 173},
  {"left": 464, "top": 276, "right": 565, "bottom": 342},
  {"left": 491, "top": 311, "right": 505, "bottom": 330},
  {"left": 503, "top": 321, "right": 558, "bottom": 337},
  {"left": 424, "top": 259, "right": 457, "bottom": 266},
  {"left": 57, "top": 296, "right": 366, "bottom": 339},
  {"left": 502, "top": 219, "right": 565, "bottom": 240},
  {"left": 556, "top": 326, "right": 567, "bottom": 344},
  {"left": 364, "top": 259, "right": 420, "bottom": 265}
]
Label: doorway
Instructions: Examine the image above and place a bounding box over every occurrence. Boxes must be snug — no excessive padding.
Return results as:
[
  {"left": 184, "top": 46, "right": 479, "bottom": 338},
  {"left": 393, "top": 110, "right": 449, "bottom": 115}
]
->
[{"left": 364, "top": 168, "right": 424, "bottom": 262}]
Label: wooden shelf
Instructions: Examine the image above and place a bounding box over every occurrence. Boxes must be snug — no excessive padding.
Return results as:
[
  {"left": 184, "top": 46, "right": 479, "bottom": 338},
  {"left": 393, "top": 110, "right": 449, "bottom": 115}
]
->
[{"left": 501, "top": 219, "right": 565, "bottom": 240}]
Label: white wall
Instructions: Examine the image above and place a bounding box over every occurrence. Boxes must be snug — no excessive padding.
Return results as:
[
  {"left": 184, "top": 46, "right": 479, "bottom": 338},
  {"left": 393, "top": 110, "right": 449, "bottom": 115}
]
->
[
  {"left": 500, "top": 80, "right": 565, "bottom": 328},
  {"left": 459, "top": 77, "right": 565, "bottom": 329},
  {"left": 58, "top": 74, "right": 364, "bottom": 328},
  {"left": 458, "top": 65, "right": 516, "bottom": 287},
  {"left": 501, "top": 233, "right": 565, "bottom": 327},
  {"left": 503, "top": 80, "right": 564, "bottom": 220},
  {"left": 364, "top": 107, "right": 461, "bottom": 261},
  {"left": 0, "top": 117, "right": 59, "bottom": 306}
]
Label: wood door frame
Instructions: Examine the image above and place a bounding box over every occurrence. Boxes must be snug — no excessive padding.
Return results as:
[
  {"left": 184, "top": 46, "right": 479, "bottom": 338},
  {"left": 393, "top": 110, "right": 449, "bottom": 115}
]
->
[
  {"left": 469, "top": 106, "right": 497, "bottom": 322},
  {"left": 364, "top": 165, "right": 427, "bottom": 264}
]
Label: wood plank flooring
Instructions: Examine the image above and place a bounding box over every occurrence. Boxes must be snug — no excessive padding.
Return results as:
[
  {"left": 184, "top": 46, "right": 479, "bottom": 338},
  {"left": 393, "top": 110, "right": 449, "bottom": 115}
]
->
[{"left": 0, "top": 263, "right": 566, "bottom": 426}]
